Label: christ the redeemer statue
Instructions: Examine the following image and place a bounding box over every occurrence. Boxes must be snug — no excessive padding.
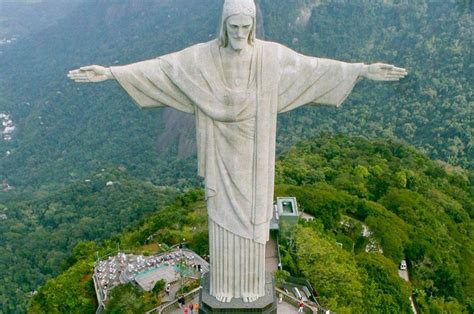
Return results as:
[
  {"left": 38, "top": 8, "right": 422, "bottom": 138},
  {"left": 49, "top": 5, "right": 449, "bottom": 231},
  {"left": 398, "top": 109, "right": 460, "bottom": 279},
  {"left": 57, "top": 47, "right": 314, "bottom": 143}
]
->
[{"left": 68, "top": 0, "right": 407, "bottom": 304}]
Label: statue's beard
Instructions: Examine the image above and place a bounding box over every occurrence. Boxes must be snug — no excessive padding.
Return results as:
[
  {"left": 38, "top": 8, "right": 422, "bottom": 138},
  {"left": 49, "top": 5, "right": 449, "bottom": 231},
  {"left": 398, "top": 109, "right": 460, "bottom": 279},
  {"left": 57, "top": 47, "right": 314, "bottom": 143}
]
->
[{"left": 229, "top": 38, "right": 247, "bottom": 51}]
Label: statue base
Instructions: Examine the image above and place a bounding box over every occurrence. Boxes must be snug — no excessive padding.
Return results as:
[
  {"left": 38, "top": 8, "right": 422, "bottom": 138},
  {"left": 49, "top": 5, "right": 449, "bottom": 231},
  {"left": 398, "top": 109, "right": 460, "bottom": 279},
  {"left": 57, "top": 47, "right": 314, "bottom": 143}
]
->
[{"left": 199, "top": 272, "right": 277, "bottom": 313}]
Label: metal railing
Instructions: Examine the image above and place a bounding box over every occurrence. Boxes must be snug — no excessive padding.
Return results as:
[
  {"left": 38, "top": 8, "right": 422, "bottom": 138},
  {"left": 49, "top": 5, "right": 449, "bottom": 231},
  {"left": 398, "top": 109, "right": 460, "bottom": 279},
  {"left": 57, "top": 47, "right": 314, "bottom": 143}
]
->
[
  {"left": 276, "top": 287, "right": 323, "bottom": 314},
  {"left": 93, "top": 274, "right": 105, "bottom": 314},
  {"left": 145, "top": 287, "right": 202, "bottom": 314}
]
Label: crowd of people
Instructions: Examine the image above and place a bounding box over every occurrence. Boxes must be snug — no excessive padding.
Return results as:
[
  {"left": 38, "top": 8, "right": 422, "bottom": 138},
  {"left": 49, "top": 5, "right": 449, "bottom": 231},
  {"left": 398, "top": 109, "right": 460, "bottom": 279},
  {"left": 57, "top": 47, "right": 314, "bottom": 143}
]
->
[{"left": 177, "top": 295, "right": 200, "bottom": 314}]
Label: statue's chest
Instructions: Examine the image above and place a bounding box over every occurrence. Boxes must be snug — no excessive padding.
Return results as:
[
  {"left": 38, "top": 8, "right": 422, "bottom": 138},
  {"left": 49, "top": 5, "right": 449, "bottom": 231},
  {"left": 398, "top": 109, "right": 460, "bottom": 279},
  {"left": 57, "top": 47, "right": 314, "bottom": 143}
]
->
[{"left": 220, "top": 56, "right": 253, "bottom": 90}]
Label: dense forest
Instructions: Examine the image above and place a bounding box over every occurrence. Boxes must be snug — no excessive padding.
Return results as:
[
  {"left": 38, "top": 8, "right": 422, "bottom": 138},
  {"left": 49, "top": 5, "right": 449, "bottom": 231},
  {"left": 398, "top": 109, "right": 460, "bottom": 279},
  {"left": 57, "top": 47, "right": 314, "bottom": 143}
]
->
[
  {"left": 28, "top": 189, "right": 207, "bottom": 314},
  {"left": 274, "top": 135, "right": 473, "bottom": 312},
  {"left": 264, "top": 0, "right": 473, "bottom": 168},
  {"left": 0, "top": 169, "right": 177, "bottom": 313},
  {"left": 27, "top": 136, "right": 473, "bottom": 313}
]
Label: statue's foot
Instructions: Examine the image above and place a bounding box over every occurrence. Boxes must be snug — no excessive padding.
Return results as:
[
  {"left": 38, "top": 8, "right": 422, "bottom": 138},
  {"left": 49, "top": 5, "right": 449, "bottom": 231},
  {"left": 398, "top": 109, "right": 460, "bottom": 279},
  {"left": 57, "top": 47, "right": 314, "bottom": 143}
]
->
[
  {"left": 215, "top": 295, "right": 232, "bottom": 303},
  {"left": 243, "top": 294, "right": 259, "bottom": 303}
]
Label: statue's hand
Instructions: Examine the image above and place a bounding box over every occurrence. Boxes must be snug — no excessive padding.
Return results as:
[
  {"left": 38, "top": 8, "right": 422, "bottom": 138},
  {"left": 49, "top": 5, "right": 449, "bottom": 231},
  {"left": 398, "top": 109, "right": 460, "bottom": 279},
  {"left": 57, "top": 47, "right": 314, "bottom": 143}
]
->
[
  {"left": 67, "top": 65, "right": 114, "bottom": 83},
  {"left": 361, "top": 63, "right": 407, "bottom": 81}
]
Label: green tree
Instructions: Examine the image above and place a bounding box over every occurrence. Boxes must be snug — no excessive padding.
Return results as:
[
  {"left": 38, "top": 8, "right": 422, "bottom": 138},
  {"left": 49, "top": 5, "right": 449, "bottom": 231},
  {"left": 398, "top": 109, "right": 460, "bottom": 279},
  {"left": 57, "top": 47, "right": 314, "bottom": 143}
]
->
[{"left": 294, "top": 225, "right": 365, "bottom": 312}]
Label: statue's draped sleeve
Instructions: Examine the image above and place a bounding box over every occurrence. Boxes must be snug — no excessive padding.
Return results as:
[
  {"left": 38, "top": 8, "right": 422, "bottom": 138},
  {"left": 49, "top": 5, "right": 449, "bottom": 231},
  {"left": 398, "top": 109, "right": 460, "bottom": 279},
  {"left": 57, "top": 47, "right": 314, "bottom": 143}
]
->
[
  {"left": 276, "top": 44, "right": 364, "bottom": 113},
  {"left": 109, "top": 53, "right": 195, "bottom": 114},
  {"left": 110, "top": 43, "right": 243, "bottom": 123}
]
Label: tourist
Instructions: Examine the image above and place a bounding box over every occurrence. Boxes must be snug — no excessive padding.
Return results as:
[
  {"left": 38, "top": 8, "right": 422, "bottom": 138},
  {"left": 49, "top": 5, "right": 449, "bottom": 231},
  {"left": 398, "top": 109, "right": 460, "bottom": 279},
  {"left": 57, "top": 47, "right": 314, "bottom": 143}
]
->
[
  {"left": 298, "top": 298, "right": 304, "bottom": 313},
  {"left": 178, "top": 295, "right": 185, "bottom": 308},
  {"left": 193, "top": 302, "right": 200, "bottom": 314}
]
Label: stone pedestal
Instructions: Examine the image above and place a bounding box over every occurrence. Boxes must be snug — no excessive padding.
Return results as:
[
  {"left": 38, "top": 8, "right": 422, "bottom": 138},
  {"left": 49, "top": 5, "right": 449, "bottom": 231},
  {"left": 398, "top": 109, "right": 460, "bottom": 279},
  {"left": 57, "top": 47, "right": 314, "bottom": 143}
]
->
[{"left": 199, "top": 273, "right": 277, "bottom": 313}]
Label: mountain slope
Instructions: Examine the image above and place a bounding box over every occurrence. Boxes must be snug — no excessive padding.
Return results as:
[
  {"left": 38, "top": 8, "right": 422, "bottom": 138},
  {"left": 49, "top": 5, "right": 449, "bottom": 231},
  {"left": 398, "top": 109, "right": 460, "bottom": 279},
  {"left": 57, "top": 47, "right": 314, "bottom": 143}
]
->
[
  {"left": 27, "top": 135, "right": 473, "bottom": 313},
  {"left": 274, "top": 134, "right": 473, "bottom": 312},
  {"left": 0, "top": 0, "right": 84, "bottom": 38},
  {"left": 0, "top": 169, "right": 177, "bottom": 312},
  {"left": 0, "top": 0, "right": 222, "bottom": 191},
  {"left": 265, "top": 0, "right": 473, "bottom": 167}
]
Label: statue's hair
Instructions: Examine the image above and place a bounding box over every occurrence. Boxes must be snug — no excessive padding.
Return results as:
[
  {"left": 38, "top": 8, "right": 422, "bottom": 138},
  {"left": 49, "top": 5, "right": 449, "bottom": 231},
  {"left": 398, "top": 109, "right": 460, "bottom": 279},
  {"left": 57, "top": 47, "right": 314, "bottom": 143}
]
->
[{"left": 218, "top": 16, "right": 256, "bottom": 48}]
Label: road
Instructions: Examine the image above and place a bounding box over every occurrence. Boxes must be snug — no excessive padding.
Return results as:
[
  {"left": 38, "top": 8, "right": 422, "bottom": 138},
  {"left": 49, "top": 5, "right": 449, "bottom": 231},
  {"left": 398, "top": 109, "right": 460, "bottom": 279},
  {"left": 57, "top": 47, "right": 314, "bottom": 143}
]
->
[
  {"left": 398, "top": 267, "right": 418, "bottom": 314},
  {"left": 398, "top": 269, "right": 409, "bottom": 282}
]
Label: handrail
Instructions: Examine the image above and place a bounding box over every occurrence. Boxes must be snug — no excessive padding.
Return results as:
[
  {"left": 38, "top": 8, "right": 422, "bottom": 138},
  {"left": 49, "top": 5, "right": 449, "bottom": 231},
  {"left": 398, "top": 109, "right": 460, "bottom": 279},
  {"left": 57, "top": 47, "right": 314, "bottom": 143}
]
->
[
  {"left": 94, "top": 247, "right": 200, "bottom": 264},
  {"left": 276, "top": 287, "right": 321, "bottom": 314},
  {"left": 93, "top": 274, "right": 105, "bottom": 314},
  {"left": 275, "top": 233, "right": 282, "bottom": 269},
  {"left": 145, "top": 286, "right": 202, "bottom": 314}
]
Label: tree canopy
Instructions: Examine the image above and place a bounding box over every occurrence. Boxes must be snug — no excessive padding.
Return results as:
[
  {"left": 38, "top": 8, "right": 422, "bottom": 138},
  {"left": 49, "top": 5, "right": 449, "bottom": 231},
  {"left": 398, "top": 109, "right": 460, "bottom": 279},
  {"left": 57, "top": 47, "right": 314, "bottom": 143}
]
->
[{"left": 275, "top": 134, "right": 473, "bottom": 312}]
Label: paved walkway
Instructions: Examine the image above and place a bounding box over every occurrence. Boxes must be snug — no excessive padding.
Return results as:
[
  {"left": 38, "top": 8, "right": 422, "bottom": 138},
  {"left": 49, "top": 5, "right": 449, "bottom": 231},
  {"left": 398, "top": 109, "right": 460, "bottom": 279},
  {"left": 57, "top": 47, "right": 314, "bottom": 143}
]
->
[
  {"left": 277, "top": 300, "right": 300, "bottom": 313},
  {"left": 167, "top": 298, "right": 300, "bottom": 314},
  {"left": 167, "top": 295, "right": 199, "bottom": 314},
  {"left": 162, "top": 281, "right": 185, "bottom": 303},
  {"left": 265, "top": 236, "right": 279, "bottom": 273},
  {"left": 398, "top": 269, "right": 409, "bottom": 281},
  {"left": 398, "top": 267, "right": 418, "bottom": 314}
]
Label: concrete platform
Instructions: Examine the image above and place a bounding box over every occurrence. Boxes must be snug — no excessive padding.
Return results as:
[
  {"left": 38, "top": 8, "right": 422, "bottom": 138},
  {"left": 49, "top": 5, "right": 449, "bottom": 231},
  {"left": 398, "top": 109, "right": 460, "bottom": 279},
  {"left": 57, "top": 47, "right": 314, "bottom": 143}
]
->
[
  {"left": 199, "top": 273, "right": 277, "bottom": 313},
  {"left": 167, "top": 296, "right": 299, "bottom": 314}
]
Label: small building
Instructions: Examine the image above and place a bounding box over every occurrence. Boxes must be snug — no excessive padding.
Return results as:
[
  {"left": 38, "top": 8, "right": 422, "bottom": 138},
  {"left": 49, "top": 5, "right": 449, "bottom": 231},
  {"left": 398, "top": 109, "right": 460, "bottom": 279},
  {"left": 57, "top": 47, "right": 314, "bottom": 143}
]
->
[
  {"left": 269, "top": 197, "right": 300, "bottom": 232},
  {"left": 276, "top": 197, "right": 299, "bottom": 228}
]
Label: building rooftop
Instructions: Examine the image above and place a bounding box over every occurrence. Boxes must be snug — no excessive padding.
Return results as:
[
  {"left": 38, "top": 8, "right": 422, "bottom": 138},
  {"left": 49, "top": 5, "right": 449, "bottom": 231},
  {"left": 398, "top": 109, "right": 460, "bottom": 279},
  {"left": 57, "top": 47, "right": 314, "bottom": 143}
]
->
[
  {"left": 93, "top": 248, "right": 209, "bottom": 311},
  {"left": 277, "top": 197, "right": 299, "bottom": 216}
]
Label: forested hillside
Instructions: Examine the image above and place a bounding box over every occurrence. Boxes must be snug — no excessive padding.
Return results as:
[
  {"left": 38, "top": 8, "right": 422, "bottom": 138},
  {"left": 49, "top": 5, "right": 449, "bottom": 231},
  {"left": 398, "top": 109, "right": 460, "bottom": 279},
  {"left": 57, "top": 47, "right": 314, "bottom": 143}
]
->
[
  {"left": 0, "top": 0, "right": 221, "bottom": 192},
  {"left": 275, "top": 135, "right": 473, "bottom": 312},
  {"left": 28, "top": 189, "right": 207, "bottom": 314},
  {"left": 0, "top": 169, "right": 177, "bottom": 312},
  {"left": 0, "top": 0, "right": 472, "bottom": 196},
  {"left": 28, "top": 136, "right": 473, "bottom": 313},
  {"left": 265, "top": 0, "right": 473, "bottom": 168}
]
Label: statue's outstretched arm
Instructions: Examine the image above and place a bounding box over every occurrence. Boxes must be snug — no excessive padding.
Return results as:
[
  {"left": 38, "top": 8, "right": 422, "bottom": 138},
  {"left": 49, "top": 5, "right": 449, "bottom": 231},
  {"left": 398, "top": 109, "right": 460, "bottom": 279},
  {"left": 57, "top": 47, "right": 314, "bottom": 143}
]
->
[
  {"left": 360, "top": 63, "right": 407, "bottom": 81},
  {"left": 67, "top": 65, "right": 114, "bottom": 83}
]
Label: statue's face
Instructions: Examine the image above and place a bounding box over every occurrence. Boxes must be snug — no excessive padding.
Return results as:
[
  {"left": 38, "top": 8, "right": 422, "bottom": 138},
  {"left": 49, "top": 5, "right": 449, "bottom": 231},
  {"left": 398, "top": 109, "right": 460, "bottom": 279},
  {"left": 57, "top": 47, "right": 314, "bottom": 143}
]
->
[{"left": 226, "top": 14, "right": 253, "bottom": 51}]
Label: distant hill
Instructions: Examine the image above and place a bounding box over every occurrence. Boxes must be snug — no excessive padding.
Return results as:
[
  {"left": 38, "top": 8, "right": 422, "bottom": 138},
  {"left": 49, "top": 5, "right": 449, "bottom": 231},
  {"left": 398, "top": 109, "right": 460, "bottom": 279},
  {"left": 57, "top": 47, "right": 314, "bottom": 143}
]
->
[
  {"left": 0, "top": 0, "right": 222, "bottom": 193},
  {"left": 0, "top": 0, "right": 84, "bottom": 38},
  {"left": 27, "top": 135, "right": 473, "bottom": 313},
  {"left": 0, "top": 0, "right": 472, "bottom": 196}
]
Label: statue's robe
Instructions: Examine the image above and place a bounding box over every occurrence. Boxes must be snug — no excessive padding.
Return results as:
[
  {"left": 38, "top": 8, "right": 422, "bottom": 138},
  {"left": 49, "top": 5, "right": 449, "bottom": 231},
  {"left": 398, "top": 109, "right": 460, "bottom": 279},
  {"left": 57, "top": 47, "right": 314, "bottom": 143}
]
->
[{"left": 111, "top": 39, "right": 363, "bottom": 298}]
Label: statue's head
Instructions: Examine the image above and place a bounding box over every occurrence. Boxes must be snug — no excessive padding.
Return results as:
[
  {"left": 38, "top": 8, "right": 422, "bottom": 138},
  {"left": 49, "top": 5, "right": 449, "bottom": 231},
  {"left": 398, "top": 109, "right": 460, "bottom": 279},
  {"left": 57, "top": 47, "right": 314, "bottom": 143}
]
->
[{"left": 219, "top": 0, "right": 256, "bottom": 51}]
